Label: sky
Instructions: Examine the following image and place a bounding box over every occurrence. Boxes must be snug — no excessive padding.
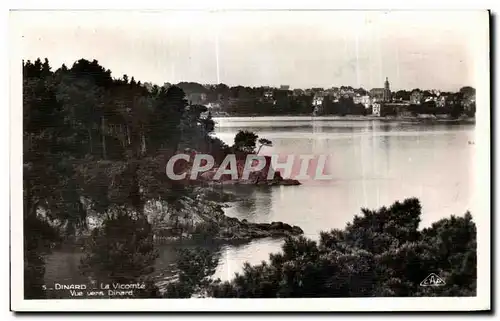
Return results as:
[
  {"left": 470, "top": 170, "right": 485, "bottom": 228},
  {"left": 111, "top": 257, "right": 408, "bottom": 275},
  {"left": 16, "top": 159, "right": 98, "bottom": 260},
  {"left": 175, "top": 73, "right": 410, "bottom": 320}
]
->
[{"left": 12, "top": 10, "right": 489, "bottom": 91}]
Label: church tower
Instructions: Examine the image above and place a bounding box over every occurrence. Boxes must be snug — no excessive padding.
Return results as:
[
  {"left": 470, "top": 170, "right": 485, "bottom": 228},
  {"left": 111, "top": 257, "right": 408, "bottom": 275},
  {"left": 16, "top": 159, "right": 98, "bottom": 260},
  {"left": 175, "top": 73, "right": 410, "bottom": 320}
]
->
[{"left": 383, "top": 77, "right": 391, "bottom": 102}]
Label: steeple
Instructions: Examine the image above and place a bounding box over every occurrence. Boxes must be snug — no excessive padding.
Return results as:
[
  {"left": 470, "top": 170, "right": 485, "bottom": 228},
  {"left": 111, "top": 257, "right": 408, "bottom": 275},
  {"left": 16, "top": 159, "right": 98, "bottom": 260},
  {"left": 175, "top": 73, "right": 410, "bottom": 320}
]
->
[{"left": 383, "top": 77, "right": 391, "bottom": 102}]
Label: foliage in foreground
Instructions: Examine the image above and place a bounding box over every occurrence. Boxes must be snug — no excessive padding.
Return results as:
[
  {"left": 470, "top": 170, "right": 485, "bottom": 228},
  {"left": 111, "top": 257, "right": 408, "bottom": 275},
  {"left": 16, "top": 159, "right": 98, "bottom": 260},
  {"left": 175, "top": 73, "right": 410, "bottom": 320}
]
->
[
  {"left": 79, "top": 212, "right": 161, "bottom": 298},
  {"left": 204, "top": 198, "right": 476, "bottom": 298},
  {"left": 164, "top": 248, "right": 220, "bottom": 298}
]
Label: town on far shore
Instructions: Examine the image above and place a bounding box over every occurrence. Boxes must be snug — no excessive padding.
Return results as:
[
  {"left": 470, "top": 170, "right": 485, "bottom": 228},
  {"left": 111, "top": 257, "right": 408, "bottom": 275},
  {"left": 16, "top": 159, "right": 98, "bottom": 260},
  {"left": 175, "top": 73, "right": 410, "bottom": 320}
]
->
[{"left": 141, "top": 78, "right": 476, "bottom": 120}]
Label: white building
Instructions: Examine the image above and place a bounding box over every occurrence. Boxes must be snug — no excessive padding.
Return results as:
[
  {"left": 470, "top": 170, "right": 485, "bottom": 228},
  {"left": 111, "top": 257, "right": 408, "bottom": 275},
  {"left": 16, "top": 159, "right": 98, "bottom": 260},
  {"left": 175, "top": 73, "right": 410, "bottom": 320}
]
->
[
  {"left": 264, "top": 91, "right": 273, "bottom": 99},
  {"left": 372, "top": 102, "right": 382, "bottom": 116},
  {"left": 205, "top": 102, "right": 222, "bottom": 110},
  {"left": 436, "top": 96, "right": 447, "bottom": 108},
  {"left": 353, "top": 95, "right": 372, "bottom": 109},
  {"left": 313, "top": 96, "right": 324, "bottom": 107}
]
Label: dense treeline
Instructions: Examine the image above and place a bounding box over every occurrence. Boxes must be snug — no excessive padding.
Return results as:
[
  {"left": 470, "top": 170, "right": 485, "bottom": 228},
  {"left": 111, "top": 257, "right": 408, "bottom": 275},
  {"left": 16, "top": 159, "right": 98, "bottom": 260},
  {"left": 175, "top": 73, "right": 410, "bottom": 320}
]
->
[
  {"left": 407, "top": 98, "right": 475, "bottom": 118},
  {"left": 175, "top": 82, "right": 475, "bottom": 117},
  {"left": 173, "top": 82, "right": 312, "bottom": 115},
  {"left": 320, "top": 96, "right": 368, "bottom": 116},
  {"left": 175, "top": 81, "right": 475, "bottom": 117},
  {"left": 23, "top": 58, "right": 222, "bottom": 298}
]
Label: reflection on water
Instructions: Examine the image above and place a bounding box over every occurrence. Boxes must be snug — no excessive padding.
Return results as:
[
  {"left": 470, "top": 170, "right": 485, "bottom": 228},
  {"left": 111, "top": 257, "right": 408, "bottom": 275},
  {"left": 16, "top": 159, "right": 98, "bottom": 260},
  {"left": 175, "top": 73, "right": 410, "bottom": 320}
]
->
[
  {"left": 214, "top": 238, "right": 284, "bottom": 281},
  {"left": 210, "top": 116, "right": 475, "bottom": 280},
  {"left": 223, "top": 186, "right": 274, "bottom": 221},
  {"left": 46, "top": 116, "right": 476, "bottom": 286}
]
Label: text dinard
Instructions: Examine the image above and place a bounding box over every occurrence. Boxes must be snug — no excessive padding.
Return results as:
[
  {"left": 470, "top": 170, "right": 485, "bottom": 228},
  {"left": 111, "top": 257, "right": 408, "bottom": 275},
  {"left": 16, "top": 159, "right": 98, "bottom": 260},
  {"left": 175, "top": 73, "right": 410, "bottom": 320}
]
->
[
  {"left": 53, "top": 283, "right": 146, "bottom": 290},
  {"left": 51, "top": 283, "right": 146, "bottom": 296}
]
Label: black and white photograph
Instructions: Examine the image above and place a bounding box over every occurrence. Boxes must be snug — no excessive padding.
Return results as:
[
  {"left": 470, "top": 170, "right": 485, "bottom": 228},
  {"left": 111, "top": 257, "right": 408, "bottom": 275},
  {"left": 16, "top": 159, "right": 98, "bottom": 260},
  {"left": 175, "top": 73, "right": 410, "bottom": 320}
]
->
[{"left": 9, "top": 8, "right": 491, "bottom": 312}]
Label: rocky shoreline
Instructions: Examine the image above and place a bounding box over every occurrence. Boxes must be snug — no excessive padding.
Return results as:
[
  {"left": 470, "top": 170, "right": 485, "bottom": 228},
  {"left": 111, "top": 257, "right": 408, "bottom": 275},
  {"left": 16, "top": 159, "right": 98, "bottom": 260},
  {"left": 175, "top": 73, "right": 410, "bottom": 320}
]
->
[
  {"left": 152, "top": 218, "right": 304, "bottom": 245},
  {"left": 206, "top": 177, "right": 301, "bottom": 187},
  {"left": 149, "top": 190, "right": 303, "bottom": 245},
  {"left": 149, "top": 150, "right": 303, "bottom": 244}
]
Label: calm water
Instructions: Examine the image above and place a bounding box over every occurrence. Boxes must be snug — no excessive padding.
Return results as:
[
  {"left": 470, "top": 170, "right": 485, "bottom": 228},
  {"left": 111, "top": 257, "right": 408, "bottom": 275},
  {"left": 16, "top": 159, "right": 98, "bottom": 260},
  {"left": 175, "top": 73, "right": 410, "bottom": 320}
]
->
[
  {"left": 44, "top": 116, "right": 477, "bottom": 289},
  {"left": 210, "top": 116, "right": 476, "bottom": 280}
]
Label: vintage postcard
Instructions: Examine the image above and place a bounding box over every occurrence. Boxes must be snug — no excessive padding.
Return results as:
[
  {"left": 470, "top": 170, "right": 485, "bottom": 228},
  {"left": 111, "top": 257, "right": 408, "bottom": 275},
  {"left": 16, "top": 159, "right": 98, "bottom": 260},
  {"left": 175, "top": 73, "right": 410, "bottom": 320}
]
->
[{"left": 10, "top": 9, "right": 491, "bottom": 312}]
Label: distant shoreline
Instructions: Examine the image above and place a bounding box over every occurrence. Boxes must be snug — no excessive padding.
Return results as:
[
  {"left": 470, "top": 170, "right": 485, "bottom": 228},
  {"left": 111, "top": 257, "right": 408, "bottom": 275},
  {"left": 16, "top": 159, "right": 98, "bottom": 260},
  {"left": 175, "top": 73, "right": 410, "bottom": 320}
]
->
[{"left": 212, "top": 114, "right": 476, "bottom": 124}]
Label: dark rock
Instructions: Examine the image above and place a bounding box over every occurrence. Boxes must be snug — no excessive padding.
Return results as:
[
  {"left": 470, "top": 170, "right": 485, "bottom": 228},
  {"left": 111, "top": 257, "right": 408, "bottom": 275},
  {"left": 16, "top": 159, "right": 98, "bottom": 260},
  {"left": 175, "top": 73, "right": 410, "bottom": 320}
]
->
[
  {"left": 270, "top": 221, "right": 284, "bottom": 230},
  {"left": 152, "top": 196, "right": 304, "bottom": 245},
  {"left": 280, "top": 179, "right": 301, "bottom": 186}
]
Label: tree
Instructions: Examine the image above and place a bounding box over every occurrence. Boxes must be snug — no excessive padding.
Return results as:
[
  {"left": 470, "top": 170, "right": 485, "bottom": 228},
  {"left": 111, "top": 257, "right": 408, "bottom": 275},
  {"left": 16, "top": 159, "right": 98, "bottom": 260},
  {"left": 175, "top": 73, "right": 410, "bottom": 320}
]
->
[
  {"left": 256, "top": 138, "right": 273, "bottom": 154},
  {"left": 465, "top": 102, "right": 476, "bottom": 118},
  {"left": 23, "top": 58, "right": 220, "bottom": 299},
  {"left": 56, "top": 69, "right": 106, "bottom": 157},
  {"left": 149, "top": 85, "right": 187, "bottom": 152},
  {"left": 163, "top": 248, "right": 220, "bottom": 298},
  {"left": 320, "top": 96, "right": 335, "bottom": 115},
  {"left": 79, "top": 211, "right": 160, "bottom": 298},
  {"left": 234, "top": 130, "right": 259, "bottom": 153},
  {"left": 355, "top": 88, "right": 368, "bottom": 96},
  {"left": 23, "top": 59, "right": 85, "bottom": 298},
  {"left": 448, "top": 92, "right": 465, "bottom": 119},
  {"left": 201, "top": 110, "right": 215, "bottom": 134},
  {"left": 209, "top": 198, "right": 476, "bottom": 297},
  {"left": 393, "top": 90, "right": 411, "bottom": 101},
  {"left": 459, "top": 86, "right": 475, "bottom": 97}
]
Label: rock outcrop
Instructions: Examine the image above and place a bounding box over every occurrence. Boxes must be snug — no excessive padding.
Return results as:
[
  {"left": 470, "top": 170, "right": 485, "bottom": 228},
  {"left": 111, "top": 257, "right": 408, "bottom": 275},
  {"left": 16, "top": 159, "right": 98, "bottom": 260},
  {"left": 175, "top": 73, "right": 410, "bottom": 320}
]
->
[
  {"left": 147, "top": 190, "right": 303, "bottom": 244},
  {"left": 174, "top": 150, "right": 301, "bottom": 187}
]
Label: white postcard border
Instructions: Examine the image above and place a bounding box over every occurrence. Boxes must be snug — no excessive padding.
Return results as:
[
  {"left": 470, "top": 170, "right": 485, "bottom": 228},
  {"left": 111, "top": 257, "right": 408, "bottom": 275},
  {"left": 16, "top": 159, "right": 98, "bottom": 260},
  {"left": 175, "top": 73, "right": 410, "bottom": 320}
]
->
[{"left": 8, "top": 7, "right": 491, "bottom": 312}]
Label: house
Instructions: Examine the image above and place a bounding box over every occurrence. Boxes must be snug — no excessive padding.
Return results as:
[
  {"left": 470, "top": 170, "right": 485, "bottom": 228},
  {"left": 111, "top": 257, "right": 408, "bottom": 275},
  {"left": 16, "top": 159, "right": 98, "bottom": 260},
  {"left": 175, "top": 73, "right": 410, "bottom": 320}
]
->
[
  {"left": 431, "top": 89, "right": 441, "bottom": 96},
  {"left": 353, "top": 95, "right": 362, "bottom": 104},
  {"left": 372, "top": 102, "right": 382, "bottom": 116},
  {"left": 311, "top": 88, "right": 325, "bottom": 96},
  {"left": 313, "top": 96, "right": 324, "bottom": 107},
  {"left": 370, "top": 78, "right": 392, "bottom": 102},
  {"left": 314, "top": 91, "right": 327, "bottom": 98},
  {"left": 353, "top": 95, "right": 371, "bottom": 108},
  {"left": 436, "top": 95, "right": 447, "bottom": 108},
  {"left": 340, "top": 87, "right": 355, "bottom": 97},
  {"left": 424, "top": 96, "right": 437, "bottom": 103},
  {"left": 370, "top": 88, "right": 385, "bottom": 101},
  {"left": 293, "top": 89, "right": 305, "bottom": 96},
  {"left": 324, "top": 88, "right": 338, "bottom": 98},
  {"left": 463, "top": 93, "right": 476, "bottom": 111},
  {"left": 187, "top": 93, "right": 206, "bottom": 105},
  {"left": 205, "top": 102, "right": 222, "bottom": 111},
  {"left": 143, "top": 82, "right": 154, "bottom": 92},
  {"left": 410, "top": 90, "right": 423, "bottom": 105},
  {"left": 280, "top": 85, "right": 290, "bottom": 90}
]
